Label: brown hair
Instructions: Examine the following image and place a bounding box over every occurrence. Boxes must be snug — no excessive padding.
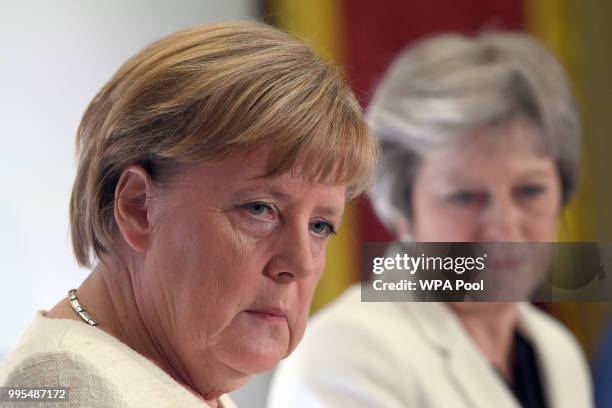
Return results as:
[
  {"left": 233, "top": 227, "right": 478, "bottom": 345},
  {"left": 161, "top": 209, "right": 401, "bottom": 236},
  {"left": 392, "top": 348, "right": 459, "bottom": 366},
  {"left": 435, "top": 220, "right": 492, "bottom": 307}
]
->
[{"left": 70, "top": 21, "right": 378, "bottom": 268}]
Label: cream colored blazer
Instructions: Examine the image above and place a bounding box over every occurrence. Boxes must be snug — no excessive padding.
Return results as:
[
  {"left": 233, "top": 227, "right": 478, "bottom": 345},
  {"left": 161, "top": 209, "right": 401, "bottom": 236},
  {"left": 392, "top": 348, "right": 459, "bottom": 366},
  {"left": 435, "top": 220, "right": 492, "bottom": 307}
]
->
[
  {"left": 268, "top": 285, "right": 592, "bottom": 408},
  {"left": 0, "top": 311, "right": 236, "bottom": 408}
]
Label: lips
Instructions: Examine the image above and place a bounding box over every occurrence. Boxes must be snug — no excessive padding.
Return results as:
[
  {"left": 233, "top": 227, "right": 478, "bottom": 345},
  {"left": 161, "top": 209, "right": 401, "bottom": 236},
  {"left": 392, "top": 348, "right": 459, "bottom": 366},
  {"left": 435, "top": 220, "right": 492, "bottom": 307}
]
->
[
  {"left": 487, "top": 257, "right": 523, "bottom": 270},
  {"left": 245, "top": 307, "right": 288, "bottom": 324}
]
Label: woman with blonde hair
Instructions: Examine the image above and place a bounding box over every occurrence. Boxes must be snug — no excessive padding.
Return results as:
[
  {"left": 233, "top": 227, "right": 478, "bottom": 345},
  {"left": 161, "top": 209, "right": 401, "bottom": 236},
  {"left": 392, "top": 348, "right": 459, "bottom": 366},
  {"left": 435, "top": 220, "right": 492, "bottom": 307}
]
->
[{"left": 0, "top": 21, "right": 378, "bottom": 407}]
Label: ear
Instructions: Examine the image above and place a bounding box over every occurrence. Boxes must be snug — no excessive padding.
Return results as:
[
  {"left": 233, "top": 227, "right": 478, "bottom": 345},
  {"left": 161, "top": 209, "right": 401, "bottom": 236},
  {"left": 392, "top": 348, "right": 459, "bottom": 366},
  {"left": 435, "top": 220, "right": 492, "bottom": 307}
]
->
[
  {"left": 114, "top": 165, "right": 154, "bottom": 252},
  {"left": 393, "top": 210, "right": 413, "bottom": 241}
]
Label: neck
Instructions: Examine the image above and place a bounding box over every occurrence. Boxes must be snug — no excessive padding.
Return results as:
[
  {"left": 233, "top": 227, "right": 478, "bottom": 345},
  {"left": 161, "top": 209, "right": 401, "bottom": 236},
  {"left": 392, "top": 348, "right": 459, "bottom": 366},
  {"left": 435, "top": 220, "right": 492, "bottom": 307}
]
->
[
  {"left": 448, "top": 302, "right": 519, "bottom": 381},
  {"left": 54, "top": 253, "right": 221, "bottom": 406}
]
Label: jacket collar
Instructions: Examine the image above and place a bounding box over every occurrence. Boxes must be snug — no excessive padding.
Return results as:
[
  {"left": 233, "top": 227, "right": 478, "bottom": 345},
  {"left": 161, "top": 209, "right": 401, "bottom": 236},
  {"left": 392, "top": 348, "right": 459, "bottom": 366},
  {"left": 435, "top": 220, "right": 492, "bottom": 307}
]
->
[
  {"left": 394, "top": 302, "right": 521, "bottom": 408},
  {"left": 517, "top": 303, "right": 592, "bottom": 408}
]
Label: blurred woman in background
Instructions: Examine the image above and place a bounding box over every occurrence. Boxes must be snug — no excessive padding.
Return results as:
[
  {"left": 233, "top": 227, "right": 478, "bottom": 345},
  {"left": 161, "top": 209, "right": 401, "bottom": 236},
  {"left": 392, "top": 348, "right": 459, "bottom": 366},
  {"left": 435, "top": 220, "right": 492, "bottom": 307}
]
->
[{"left": 268, "top": 32, "right": 592, "bottom": 408}]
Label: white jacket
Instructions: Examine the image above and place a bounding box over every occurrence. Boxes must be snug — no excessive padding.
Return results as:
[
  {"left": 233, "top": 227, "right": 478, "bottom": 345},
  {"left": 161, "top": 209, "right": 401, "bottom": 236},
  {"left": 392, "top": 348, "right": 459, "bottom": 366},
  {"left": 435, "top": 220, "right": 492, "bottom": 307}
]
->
[
  {"left": 268, "top": 285, "right": 592, "bottom": 408},
  {"left": 0, "top": 311, "right": 236, "bottom": 407}
]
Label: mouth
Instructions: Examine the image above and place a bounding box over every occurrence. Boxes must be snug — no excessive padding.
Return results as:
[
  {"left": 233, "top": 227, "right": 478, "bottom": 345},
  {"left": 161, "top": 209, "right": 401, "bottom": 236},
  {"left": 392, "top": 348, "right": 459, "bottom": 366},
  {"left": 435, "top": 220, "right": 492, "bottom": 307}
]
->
[
  {"left": 244, "top": 307, "right": 289, "bottom": 324},
  {"left": 487, "top": 257, "right": 523, "bottom": 270}
]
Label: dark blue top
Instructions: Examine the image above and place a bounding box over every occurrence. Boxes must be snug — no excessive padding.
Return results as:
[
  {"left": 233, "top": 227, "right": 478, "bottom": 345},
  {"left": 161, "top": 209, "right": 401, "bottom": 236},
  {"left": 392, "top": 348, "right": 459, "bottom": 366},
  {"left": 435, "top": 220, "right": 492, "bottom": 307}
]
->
[
  {"left": 502, "top": 331, "right": 547, "bottom": 408},
  {"left": 595, "top": 322, "right": 612, "bottom": 408}
]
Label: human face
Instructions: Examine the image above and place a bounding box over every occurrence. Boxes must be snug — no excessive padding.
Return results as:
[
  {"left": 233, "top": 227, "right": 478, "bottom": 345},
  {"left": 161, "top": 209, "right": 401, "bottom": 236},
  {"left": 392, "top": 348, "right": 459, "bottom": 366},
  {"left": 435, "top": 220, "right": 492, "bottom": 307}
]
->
[
  {"left": 411, "top": 119, "right": 562, "bottom": 243},
  {"left": 138, "top": 147, "right": 346, "bottom": 394},
  {"left": 409, "top": 119, "right": 562, "bottom": 300}
]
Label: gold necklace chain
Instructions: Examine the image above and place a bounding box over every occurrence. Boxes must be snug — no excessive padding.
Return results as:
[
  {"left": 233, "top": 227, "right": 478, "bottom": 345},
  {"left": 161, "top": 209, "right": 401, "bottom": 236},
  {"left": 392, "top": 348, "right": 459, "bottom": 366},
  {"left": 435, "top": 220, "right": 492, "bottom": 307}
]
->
[{"left": 67, "top": 289, "right": 99, "bottom": 326}]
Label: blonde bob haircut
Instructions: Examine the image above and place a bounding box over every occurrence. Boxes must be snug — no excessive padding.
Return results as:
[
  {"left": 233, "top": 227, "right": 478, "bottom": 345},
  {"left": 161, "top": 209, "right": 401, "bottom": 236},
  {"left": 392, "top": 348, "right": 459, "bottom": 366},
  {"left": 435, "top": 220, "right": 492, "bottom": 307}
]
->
[{"left": 70, "top": 21, "right": 378, "bottom": 268}]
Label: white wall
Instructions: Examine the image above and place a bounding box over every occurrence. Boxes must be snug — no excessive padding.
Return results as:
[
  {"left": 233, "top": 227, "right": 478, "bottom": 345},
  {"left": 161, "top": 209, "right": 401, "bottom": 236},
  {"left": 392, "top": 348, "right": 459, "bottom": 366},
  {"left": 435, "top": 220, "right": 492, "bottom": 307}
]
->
[{"left": 0, "top": 1, "right": 272, "bottom": 406}]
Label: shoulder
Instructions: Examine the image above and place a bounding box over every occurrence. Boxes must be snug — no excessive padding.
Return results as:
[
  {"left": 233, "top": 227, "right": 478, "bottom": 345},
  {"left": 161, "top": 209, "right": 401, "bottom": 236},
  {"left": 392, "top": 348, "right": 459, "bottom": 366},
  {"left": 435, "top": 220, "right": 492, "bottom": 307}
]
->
[
  {"left": 1, "top": 350, "right": 125, "bottom": 406},
  {"left": 519, "top": 303, "right": 586, "bottom": 359},
  {"left": 1, "top": 311, "right": 207, "bottom": 407},
  {"left": 298, "top": 285, "right": 425, "bottom": 367},
  {"left": 307, "top": 284, "right": 419, "bottom": 338},
  {"left": 303, "top": 285, "right": 442, "bottom": 357},
  {"left": 0, "top": 312, "right": 130, "bottom": 405},
  {"left": 0, "top": 311, "right": 91, "bottom": 385},
  {"left": 268, "top": 285, "right": 422, "bottom": 407}
]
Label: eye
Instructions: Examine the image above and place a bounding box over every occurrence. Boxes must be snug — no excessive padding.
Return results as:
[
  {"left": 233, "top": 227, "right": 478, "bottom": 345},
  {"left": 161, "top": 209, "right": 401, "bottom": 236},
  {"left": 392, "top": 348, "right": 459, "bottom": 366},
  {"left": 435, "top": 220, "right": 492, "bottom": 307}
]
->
[
  {"left": 310, "top": 220, "right": 336, "bottom": 238},
  {"left": 447, "top": 191, "right": 484, "bottom": 207},
  {"left": 516, "top": 184, "right": 545, "bottom": 198},
  {"left": 241, "top": 201, "right": 276, "bottom": 220}
]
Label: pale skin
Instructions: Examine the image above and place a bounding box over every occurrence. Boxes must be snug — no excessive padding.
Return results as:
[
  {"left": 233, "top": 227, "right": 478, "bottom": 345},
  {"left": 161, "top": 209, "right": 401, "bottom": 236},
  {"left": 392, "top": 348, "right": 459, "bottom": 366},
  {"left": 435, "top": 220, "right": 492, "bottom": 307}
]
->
[
  {"left": 47, "top": 147, "right": 346, "bottom": 406},
  {"left": 401, "top": 118, "right": 562, "bottom": 381}
]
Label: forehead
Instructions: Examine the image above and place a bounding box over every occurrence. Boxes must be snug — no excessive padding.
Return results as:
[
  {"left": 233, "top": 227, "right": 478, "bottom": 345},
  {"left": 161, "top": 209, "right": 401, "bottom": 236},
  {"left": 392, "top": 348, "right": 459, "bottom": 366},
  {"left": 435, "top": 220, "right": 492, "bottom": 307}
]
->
[
  {"left": 422, "top": 119, "right": 556, "bottom": 181},
  {"left": 207, "top": 146, "right": 342, "bottom": 187},
  {"left": 174, "top": 146, "right": 347, "bottom": 206}
]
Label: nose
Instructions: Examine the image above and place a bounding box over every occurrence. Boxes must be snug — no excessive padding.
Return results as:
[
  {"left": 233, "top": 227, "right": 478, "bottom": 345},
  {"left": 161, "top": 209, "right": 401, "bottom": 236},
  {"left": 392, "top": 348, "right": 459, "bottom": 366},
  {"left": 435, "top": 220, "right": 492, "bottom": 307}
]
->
[
  {"left": 479, "top": 193, "right": 524, "bottom": 242},
  {"left": 265, "top": 221, "right": 318, "bottom": 284}
]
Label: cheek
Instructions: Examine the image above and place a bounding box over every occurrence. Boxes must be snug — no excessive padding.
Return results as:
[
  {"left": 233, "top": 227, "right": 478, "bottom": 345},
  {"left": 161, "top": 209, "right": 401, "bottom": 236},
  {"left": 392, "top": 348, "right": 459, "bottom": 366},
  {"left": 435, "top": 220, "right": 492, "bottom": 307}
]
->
[
  {"left": 524, "top": 191, "right": 562, "bottom": 242},
  {"left": 154, "top": 214, "right": 273, "bottom": 374},
  {"left": 149, "top": 208, "right": 258, "bottom": 334},
  {"left": 525, "top": 211, "right": 559, "bottom": 241},
  {"left": 286, "top": 242, "right": 329, "bottom": 355},
  {"left": 413, "top": 198, "right": 476, "bottom": 242},
  {"left": 287, "top": 274, "right": 321, "bottom": 354}
]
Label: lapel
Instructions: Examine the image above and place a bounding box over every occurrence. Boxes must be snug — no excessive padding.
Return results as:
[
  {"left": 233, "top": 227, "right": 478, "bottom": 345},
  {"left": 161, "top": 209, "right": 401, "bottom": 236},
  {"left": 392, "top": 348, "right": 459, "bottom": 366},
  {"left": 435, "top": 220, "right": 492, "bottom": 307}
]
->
[
  {"left": 516, "top": 303, "right": 591, "bottom": 408},
  {"left": 397, "top": 302, "right": 520, "bottom": 408}
]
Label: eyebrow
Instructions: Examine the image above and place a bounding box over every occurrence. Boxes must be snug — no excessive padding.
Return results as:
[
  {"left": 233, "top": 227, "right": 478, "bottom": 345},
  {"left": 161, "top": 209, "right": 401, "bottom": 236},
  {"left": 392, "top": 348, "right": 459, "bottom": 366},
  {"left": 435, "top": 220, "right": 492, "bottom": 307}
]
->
[
  {"left": 315, "top": 206, "right": 343, "bottom": 219},
  {"left": 441, "top": 166, "right": 556, "bottom": 185},
  {"left": 233, "top": 187, "right": 291, "bottom": 201},
  {"left": 233, "top": 186, "right": 344, "bottom": 220},
  {"left": 517, "top": 169, "right": 556, "bottom": 179}
]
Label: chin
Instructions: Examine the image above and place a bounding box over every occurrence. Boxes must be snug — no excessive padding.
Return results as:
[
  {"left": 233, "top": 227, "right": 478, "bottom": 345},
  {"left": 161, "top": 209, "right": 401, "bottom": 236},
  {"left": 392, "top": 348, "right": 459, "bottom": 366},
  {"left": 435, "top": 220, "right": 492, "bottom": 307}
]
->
[
  {"left": 190, "top": 367, "right": 250, "bottom": 400},
  {"left": 212, "top": 332, "right": 288, "bottom": 376},
  {"left": 185, "top": 343, "right": 282, "bottom": 398},
  {"left": 231, "top": 342, "right": 287, "bottom": 374},
  {"left": 215, "top": 311, "right": 292, "bottom": 373}
]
